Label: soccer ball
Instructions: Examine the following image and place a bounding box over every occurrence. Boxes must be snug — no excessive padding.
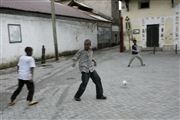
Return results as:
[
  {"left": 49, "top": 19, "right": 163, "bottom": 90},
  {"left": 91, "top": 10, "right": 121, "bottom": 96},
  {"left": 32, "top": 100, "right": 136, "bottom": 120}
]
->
[{"left": 122, "top": 80, "right": 127, "bottom": 86}]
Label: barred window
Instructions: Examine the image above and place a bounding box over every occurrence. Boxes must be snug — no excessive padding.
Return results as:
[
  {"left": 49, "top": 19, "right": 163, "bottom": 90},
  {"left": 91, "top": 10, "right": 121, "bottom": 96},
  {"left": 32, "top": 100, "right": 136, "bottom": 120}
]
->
[{"left": 139, "top": 0, "right": 150, "bottom": 9}]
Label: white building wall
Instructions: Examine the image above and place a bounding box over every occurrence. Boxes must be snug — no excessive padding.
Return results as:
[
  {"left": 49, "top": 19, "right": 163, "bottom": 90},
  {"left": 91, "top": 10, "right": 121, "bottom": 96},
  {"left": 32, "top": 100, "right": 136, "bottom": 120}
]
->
[
  {"left": 179, "top": 3, "right": 180, "bottom": 50},
  {"left": 0, "top": 14, "right": 54, "bottom": 64},
  {"left": 0, "top": 14, "right": 2, "bottom": 64},
  {"left": 0, "top": 13, "right": 97, "bottom": 64},
  {"left": 56, "top": 19, "right": 97, "bottom": 52}
]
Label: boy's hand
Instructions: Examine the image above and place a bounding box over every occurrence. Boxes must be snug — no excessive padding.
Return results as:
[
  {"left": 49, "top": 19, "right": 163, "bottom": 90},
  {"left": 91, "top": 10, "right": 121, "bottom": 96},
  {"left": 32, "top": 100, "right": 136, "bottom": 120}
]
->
[
  {"left": 72, "top": 63, "right": 76, "bottom": 67},
  {"left": 94, "top": 62, "right": 97, "bottom": 66},
  {"left": 93, "top": 60, "right": 97, "bottom": 66},
  {"left": 29, "top": 80, "right": 33, "bottom": 83}
]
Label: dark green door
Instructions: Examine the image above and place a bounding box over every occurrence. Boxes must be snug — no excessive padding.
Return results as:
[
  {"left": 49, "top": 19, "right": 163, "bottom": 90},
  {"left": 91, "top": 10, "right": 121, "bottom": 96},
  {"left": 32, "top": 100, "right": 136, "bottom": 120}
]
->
[{"left": 147, "top": 24, "right": 159, "bottom": 47}]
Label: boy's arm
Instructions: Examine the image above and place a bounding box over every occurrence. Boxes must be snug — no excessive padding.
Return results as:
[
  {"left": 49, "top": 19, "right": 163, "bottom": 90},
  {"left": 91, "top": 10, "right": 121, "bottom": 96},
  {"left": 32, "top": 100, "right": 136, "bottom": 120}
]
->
[
  {"left": 132, "top": 49, "right": 137, "bottom": 52},
  {"left": 17, "top": 57, "right": 20, "bottom": 73},
  {"left": 30, "top": 58, "right": 36, "bottom": 81},
  {"left": 17, "top": 65, "right": 19, "bottom": 73},
  {"left": 92, "top": 51, "right": 97, "bottom": 66},
  {"left": 72, "top": 50, "right": 81, "bottom": 67},
  {"left": 30, "top": 67, "right": 34, "bottom": 80},
  {"left": 92, "top": 59, "right": 97, "bottom": 66},
  {"left": 132, "top": 45, "right": 138, "bottom": 52}
]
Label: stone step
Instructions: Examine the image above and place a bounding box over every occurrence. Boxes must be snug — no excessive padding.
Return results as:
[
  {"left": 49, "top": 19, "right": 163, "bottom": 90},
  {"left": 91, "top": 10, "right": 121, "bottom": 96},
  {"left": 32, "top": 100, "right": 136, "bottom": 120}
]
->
[{"left": 141, "top": 47, "right": 163, "bottom": 51}]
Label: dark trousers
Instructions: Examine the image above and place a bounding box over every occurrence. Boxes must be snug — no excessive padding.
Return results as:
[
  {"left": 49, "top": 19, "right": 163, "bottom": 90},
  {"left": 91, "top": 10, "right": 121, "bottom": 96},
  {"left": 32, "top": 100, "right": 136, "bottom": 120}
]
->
[
  {"left": 11, "top": 79, "right": 35, "bottom": 102},
  {"left": 74, "top": 70, "right": 103, "bottom": 98}
]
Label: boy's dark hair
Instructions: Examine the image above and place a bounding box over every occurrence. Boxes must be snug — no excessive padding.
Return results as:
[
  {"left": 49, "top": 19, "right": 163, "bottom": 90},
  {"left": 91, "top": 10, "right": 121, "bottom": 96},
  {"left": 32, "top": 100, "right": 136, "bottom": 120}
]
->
[
  {"left": 132, "top": 38, "right": 137, "bottom": 42},
  {"left": 84, "top": 39, "right": 91, "bottom": 44},
  {"left": 25, "top": 47, "right": 33, "bottom": 53}
]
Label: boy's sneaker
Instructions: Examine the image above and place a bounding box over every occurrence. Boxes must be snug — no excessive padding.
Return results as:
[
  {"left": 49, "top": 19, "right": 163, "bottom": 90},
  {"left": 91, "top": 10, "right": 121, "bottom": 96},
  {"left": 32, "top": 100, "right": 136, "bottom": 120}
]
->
[
  {"left": 96, "top": 96, "right": 107, "bottom": 100},
  {"left": 28, "top": 101, "right": 38, "bottom": 106},
  {"left": 74, "top": 97, "right": 81, "bottom": 101},
  {"left": 128, "top": 65, "right": 130, "bottom": 67},
  {"left": 142, "top": 64, "right": 145, "bottom": 66},
  {"left": 9, "top": 101, "right": 15, "bottom": 106}
]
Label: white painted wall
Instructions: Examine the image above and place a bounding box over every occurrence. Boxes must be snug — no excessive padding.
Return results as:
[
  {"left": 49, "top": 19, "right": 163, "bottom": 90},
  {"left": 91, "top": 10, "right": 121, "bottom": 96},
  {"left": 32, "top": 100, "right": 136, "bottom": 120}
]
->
[
  {"left": 56, "top": 19, "right": 97, "bottom": 52},
  {"left": 0, "top": 14, "right": 2, "bottom": 64},
  {"left": 179, "top": 3, "right": 180, "bottom": 50},
  {"left": 0, "top": 13, "right": 97, "bottom": 64}
]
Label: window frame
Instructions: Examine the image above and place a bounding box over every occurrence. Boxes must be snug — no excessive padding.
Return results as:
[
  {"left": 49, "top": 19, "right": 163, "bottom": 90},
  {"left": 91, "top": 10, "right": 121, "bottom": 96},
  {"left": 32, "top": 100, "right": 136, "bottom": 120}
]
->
[
  {"left": 8, "top": 24, "right": 22, "bottom": 43},
  {"left": 139, "top": 0, "right": 150, "bottom": 9}
]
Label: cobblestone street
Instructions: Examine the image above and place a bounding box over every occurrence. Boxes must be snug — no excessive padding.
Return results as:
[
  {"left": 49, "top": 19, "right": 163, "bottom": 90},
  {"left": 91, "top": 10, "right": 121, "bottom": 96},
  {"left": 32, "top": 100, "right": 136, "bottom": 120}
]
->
[{"left": 0, "top": 47, "right": 179, "bottom": 120}]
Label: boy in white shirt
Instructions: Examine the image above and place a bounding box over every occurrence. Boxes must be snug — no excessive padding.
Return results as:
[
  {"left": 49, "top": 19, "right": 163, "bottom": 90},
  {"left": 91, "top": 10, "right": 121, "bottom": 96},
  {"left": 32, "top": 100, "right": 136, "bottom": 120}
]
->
[{"left": 9, "top": 47, "right": 38, "bottom": 106}]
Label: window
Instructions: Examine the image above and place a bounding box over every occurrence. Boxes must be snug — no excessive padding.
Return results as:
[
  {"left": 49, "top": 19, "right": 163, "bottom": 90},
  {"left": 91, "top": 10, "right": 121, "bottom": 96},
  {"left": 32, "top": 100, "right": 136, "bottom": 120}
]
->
[
  {"left": 8, "top": 24, "right": 22, "bottom": 43},
  {"left": 139, "top": 0, "right": 150, "bottom": 9}
]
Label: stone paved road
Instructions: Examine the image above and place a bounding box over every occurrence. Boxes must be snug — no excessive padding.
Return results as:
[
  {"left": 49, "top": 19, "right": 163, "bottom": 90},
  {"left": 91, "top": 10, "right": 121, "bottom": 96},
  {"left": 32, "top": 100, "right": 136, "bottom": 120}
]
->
[{"left": 0, "top": 47, "right": 179, "bottom": 120}]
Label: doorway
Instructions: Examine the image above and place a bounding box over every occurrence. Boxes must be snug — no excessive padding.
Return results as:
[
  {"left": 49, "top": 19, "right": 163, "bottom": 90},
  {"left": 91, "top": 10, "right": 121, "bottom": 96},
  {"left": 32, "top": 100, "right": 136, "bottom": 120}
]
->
[{"left": 146, "top": 24, "right": 159, "bottom": 47}]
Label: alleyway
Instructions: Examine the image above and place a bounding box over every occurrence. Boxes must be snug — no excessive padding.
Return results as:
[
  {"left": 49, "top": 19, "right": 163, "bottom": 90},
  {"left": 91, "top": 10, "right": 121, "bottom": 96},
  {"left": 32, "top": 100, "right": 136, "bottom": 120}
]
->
[{"left": 0, "top": 47, "right": 179, "bottom": 120}]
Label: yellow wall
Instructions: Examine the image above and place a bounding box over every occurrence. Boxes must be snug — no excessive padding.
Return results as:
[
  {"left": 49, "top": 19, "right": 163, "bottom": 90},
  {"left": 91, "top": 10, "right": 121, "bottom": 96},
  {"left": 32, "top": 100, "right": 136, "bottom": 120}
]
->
[
  {"left": 121, "top": 0, "right": 177, "bottom": 50},
  {"left": 164, "top": 18, "right": 173, "bottom": 45}
]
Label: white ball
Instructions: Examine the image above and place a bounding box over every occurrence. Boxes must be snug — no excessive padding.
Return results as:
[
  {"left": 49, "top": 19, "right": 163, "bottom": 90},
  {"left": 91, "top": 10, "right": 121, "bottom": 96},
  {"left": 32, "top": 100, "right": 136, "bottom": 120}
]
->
[{"left": 122, "top": 80, "right": 127, "bottom": 86}]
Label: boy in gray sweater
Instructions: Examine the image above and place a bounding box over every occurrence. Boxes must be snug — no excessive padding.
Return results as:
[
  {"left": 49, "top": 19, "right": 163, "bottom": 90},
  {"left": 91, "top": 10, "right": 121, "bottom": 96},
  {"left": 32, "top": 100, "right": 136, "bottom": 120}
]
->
[{"left": 72, "top": 39, "right": 106, "bottom": 101}]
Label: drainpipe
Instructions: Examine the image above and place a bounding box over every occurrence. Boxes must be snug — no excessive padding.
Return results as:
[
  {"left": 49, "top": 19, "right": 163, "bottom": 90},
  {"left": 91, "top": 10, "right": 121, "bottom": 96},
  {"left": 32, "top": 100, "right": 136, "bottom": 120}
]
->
[
  {"left": 119, "top": 0, "right": 124, "bottom": 52},
  {"left": 172, "top": 0, "right": 174, "bottom": 8},
  {"left": 120, "top": 13, "right": 124, "bottom": 52}
]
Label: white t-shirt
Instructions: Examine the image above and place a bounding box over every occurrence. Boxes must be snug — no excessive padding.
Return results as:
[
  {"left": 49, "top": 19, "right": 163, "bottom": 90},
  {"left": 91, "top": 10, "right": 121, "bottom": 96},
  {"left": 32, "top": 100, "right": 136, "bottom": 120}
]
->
[{"left": 18, "top": 55, "right": 36, "bottom": 80}]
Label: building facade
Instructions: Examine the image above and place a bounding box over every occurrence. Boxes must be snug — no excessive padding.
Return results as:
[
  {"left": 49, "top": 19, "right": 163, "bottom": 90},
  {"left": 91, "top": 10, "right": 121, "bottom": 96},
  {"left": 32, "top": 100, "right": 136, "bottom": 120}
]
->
[
  {"left": 76, "top": 0, "right": 120, "bottom": 46},
  {"left": 0, "top": 0, "right": 110, "bottom": 65},
  {"left": 58, "top": 0, "right": 121, "bottom": 46},
  {"left": 121, "top": 0, "right": 180, "bottom": 50}
]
